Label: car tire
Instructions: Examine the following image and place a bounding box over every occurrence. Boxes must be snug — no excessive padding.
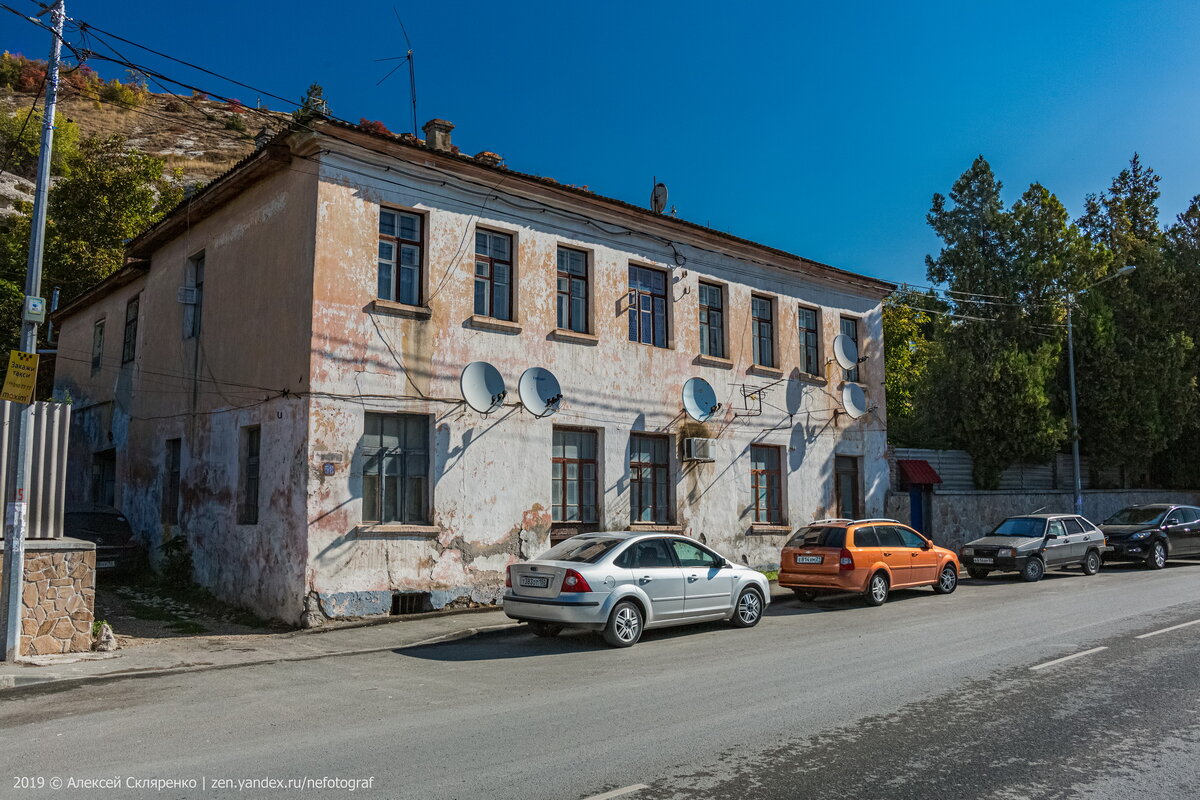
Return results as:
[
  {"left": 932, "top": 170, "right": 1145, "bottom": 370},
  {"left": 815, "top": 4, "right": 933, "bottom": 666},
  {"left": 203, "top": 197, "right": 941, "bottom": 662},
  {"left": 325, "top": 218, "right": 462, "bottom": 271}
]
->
[
  {"left": 530, "top": 622, "right": 563, "bottom": 638},
  {"left": 602, "top": 601, "right": 643, "bottom": 648},
  {"left": 864, "top": 572, "right": 889, "bottom": 606},
  {"left": 1146, "top": 541, "right": 1167, "bottom": 570},
  {"left": 1081, "top": 549, "right": 1102, "bottom": 576},
  {"left": 967, "top": 567, "right": 990, "bottom": 580},
  {"left": 792, "top": 589, "right": 817, "bottom": 602},
  {"left": 933, "top": 564, "right": 958, "bottom": 594},
  {"left": 1020, "top": 557, "right": 1045, "bottom": 583},
  {"left": 730, "top": 587, "right": 764, "bottom": 628}
]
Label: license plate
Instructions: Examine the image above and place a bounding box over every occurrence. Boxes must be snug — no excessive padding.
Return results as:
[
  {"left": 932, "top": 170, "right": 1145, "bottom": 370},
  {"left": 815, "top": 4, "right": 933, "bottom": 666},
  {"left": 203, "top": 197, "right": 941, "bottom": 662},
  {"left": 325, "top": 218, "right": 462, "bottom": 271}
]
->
[
  {"left": 519, "top": 575, "right": 550, "bottom": 588},
  {"left": 973, "top": 557, "right": 994, "bottom": 564},
  {"left": 795, "top": 555, "right": 823, "bottom": 565},
  {"left": 97, "top": 560, "right": 116, "bottom": 569}
]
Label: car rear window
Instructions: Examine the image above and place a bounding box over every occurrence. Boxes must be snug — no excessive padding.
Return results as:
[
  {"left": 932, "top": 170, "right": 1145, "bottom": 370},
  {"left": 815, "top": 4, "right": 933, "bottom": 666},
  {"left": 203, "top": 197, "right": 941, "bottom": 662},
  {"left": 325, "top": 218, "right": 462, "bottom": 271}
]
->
[
  {"left": 992, "top": 517, "right": 1047, "bottom": 537},
  {"left": 786, "top": 526, "right": 845, "bottom": 548},
  {"left": 538, "top": 536, "right": 624, "bottom": 564}
]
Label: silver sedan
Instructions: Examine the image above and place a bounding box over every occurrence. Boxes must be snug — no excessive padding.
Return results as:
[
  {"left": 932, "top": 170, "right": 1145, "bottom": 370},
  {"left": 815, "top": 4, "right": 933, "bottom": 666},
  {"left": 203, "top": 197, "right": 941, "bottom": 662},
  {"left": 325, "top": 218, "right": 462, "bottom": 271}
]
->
[{"left": 502, "top": 531, "right": 771, "bottom": 647}]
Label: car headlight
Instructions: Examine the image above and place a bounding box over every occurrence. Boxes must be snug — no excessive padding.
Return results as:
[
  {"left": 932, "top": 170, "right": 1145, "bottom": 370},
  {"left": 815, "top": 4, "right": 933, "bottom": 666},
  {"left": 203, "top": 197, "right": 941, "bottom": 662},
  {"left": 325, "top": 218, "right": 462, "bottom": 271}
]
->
[
  {"left": 999, "top": 548, "right": 1015, "bottom": 558},
  {"left": 1130, "top": 530, "right": 1151, "bottom": 540},
  {"left": 962, "top": 547, "right": 974, "bottom": 556}
]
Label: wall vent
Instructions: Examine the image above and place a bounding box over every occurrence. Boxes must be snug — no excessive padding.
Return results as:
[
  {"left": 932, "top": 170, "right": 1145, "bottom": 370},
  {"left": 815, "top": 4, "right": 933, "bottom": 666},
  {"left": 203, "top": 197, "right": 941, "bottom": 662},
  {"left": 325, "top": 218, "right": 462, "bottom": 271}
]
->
[
  {"left": 177, "top": 286, "right": 198, "bottom": 304},
  {"left": 683, "top": 437, "right": 717, "bottom": 462},
  {"left": 391, "top": 592, "right": 432, "bottom": 616}
]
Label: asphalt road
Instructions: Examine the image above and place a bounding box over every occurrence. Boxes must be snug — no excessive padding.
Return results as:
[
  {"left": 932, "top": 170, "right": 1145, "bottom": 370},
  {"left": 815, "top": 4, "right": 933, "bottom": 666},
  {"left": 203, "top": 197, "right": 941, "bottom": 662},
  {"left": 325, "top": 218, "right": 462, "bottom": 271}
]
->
[{"left": 2, "top": 560, "right": 1199, "bottom": 800}]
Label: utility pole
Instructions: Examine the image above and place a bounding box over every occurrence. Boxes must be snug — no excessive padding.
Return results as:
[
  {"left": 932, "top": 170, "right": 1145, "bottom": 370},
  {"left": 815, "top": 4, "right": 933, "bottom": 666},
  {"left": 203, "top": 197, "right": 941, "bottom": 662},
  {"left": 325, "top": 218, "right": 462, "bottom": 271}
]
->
[
  {"left": 1066, "top": 298, "right": 1082, "bottom": 518},
  {"left": 2, "top": 0, "right": 64, "bottom": 663}
]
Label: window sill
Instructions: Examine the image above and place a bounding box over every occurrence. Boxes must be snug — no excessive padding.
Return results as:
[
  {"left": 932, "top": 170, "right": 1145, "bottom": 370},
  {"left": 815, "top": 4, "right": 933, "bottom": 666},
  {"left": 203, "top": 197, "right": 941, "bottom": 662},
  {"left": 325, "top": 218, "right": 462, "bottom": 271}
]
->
[
  {"left": 747, "top": 364, "right": 784, "bottom": 379},
  {"left": 794, "top": 372, "right": 827, "bottom": 387},
  {"left": 358, "top": 524, "right": 440, "bottom": 537},
  {"left": 549, "top": 328, "right": 599, "bottom": 346},
  {"left": 370, "top": 299, "right": 432, "bottom": 319},
  {"left": 693, "top": 353, "right": 734, "bottom": 369},
  {"left": 466, "top": 314, "right": 522, "bottom": 334},
  {"left": 628, "top": 523, "right": 683, "bottom": 533},
  {"left": 748, "top": 524, "right": 792, "bottom": 535}
]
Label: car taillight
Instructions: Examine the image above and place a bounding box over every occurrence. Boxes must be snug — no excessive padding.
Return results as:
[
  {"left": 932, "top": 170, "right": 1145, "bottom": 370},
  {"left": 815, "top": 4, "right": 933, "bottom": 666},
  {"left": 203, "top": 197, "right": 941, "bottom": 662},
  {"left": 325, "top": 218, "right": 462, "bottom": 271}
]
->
[
  {"left": 505, "top": 565, "right": 512, "bottom": 588},
  {"left": 561, "top": 569, "right": 592, "bottom": 593},
  {"left": 839, "top": 548, "right": 855, "bottom": 571}
]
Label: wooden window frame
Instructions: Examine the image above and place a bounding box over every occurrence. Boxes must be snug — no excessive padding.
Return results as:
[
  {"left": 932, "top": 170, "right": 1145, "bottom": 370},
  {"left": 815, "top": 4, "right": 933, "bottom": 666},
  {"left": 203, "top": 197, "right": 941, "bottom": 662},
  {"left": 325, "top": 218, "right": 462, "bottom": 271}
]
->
[
  {"left": 750, "top": 444, "right": 784, "bottom": 525},
  {"left": 556, "top": 246, "right": 590, "bottom": 334},
  {"left": 752, "top": 294, "right": 776, "bottom": 368},
  {"left": 91, "top": 318, "right": 105, "bottom": 373},
  {"left": 361, "top": 412, "right": 432, "bottom": 525},
  {"left": 841, "top": 316, "right": 860, "bottom": 383},
  {"left": 627, "top": 265, "right": 670, "bottom": 349},
  {"left": 798, "top": 305, "right": 821, "bottom": 377},
  {"left": 834, "top": 455, "right": 862, "bottom": 520},
  {"left": 378, "top": 208, "right": 424, "bottom": 307},
  {"left": 474, "top": 228, "right": 515, "bottom": 322},
  {"left": 238, "top": 425, "right": 261, "bottom": 525},
  {"left": 698, "top": 281, "right": 726, "bottom": 359},
  {"left": 630, "top": 433, "right": 672, "bottom": 524},
  {"left": 121, "top": 294, "right": 140, "bottom": 364},
  {"left": 551, "top": 426, "right": 600, "bottom": 538}
]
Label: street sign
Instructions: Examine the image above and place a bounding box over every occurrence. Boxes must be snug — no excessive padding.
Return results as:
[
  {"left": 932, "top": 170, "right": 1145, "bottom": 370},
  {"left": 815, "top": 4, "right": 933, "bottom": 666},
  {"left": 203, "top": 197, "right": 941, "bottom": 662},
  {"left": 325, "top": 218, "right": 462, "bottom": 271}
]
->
[
  {"left": 0, "top": 351, "right": 39, "bottom": 404},
  {"left": 23, "top": 296, "right": 46, "bottom": 323}
]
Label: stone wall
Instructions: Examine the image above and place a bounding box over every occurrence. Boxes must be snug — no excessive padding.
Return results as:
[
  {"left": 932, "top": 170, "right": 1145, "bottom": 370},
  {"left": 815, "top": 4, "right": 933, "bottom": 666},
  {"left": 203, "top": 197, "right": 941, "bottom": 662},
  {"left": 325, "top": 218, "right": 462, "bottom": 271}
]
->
[
  {"left": 885, "top": 490, "right": 1200, "bottom": 553},
  {"left": 0, "top": 538, "right": 96, "bottom": 656}
]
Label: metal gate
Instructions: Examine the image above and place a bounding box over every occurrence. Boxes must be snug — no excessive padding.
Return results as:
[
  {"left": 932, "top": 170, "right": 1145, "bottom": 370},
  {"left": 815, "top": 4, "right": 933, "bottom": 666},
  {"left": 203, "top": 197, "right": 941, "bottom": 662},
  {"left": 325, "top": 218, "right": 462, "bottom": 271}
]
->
[{"left": 0, "top": 400, "right": 71, "bottom": 539}]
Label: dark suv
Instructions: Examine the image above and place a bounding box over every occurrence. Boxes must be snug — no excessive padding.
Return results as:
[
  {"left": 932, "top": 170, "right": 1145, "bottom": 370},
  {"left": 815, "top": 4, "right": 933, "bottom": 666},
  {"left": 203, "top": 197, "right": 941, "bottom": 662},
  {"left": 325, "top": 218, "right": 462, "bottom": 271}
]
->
[{"left": 1101, "top": 504, "right": 1200, "bottom": 569}]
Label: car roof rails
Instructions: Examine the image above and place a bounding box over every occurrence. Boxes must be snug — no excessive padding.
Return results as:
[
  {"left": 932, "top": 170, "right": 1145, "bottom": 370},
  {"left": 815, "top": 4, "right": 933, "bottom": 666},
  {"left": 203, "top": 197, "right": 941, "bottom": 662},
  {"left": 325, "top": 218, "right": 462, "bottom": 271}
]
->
[
  {"left": 854, "top": 518, "right": 902, "bottom": 525},
  {"left": 811, "top": 518, "right": 854, "bottom": 525}
]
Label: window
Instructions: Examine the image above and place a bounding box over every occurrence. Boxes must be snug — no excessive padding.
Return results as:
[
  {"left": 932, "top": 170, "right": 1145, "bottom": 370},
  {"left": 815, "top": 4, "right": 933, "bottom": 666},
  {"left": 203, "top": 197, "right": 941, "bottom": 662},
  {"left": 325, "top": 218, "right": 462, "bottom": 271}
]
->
[
  {"left": 798, "top": 306, "right": 820, "bottom": 376},
  {"left": 750, "top": 444, "right": 783, "bottom": 524},
  {"left": 186, "top": 252, "right": 204, "bottom": 339},
  {"left": 616, "top": 538, "right": 676, "bottom": 569},
  {"left": 834, "top": 455, "right": 861, "bottom": 519},
  {"left": 852, "top": 527, "right": 880, "bottom": 548},
  {"left": 539, "top": 535, "right": 624, "bottom": 564},
  {"left": 896, "top": 528, "right": 927, "bottom": 548},
  {"left": 556, "top": 247, "right": 589, "bottom": 333},
  {"left": 122, "top": 295, "right": 139, "bottom": 364},
  {"left": 752, "top": 296, "right": 775, "bottom": 367},
  {"left": 1062, "top": 517, "right": 1085, "bottom": 535},
  {"left": 841, "top": 317, "right": 860, "bottom": 382},
  {"left": 238, "top": 426, "right": 260, "bottom": 525},
  {"left": 628, "top": 265, "right": 668, "bottom": 348},
  {"left": 361, "top": 413, "right": 430, "bottom": 524},
  {"left": 379, "top": 209, "right": 423, "bottom": 306},
  {"left": 874, "top": 526, "right": 904, "bottom": 548},
  {"left": 552, "top": 427, "right": 598, "bottom": 524},
  {"left": 163, "top": 439, "right": 181, "bottom": 525},
  {"left": 671, "top": 539, "right": 721, "bottom": 569},
  {"left": 786, "top": 526, "right": 844, "bottom": 548},
  {"left": 1178, "top": 508, "right": 1200, "bottom": 524},
  {"left": 91, "top": 450, "right": 116, "bottom": 507},
  {"left": 698, "top": 282, "right": 725, "bottom": 358},
  {"left": 629, "top": 433, "right": 671, "bottom": 523},
  {"left": 1048, "top": 519, "right": 1067, "bottom": 538},
  {"left": 91, "top": 320, "right": 104, "bottom": 373},
  {"left": 474, "top": 229, "right": 513, "bottom": 320}
]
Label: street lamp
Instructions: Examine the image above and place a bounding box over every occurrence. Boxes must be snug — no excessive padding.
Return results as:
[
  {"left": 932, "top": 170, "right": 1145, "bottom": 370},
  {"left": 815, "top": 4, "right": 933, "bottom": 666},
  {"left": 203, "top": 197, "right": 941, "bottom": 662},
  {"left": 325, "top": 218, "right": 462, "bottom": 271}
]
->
[{"left": 1066, "top": 264, "right": 1136, "bottom": 517}]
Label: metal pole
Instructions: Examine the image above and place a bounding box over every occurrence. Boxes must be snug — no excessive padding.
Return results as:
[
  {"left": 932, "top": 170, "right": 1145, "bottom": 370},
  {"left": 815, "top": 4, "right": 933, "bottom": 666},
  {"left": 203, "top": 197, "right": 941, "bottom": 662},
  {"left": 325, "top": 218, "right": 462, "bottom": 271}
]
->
[
  {"left": 2, "top": 0, "right": 64, "bottom": 663},
  {"left": 1066, "top": 297, "right": 1083, "bottom": 518}
]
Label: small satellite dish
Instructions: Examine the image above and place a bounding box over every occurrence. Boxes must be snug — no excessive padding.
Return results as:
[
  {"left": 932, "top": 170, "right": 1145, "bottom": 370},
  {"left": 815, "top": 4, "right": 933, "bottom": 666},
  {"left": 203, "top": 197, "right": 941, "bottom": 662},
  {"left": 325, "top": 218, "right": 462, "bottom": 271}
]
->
[
  {"left": 460, "top": 361, "right": 507, "bottom": 414},
  {"left": 518, "top": 367, "right": 563, "bottom": 418},
  {"left": 651, "top": 181, "right": 668, "bottom": 214},
  {"left": 842, "top": 383, "right": 870, "bottom": 420},
  {"left": 682, "top": 377, "right": 721, "bottom": 422},
  {"left": 832, "top": 334, "right": 860, "bottom": 371}
]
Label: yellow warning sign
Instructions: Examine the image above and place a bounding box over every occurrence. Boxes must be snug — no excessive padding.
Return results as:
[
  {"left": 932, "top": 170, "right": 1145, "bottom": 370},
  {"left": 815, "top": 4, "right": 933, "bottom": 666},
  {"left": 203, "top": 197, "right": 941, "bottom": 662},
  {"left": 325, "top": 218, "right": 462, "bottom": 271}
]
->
[{"left": 0, "top": 350, "right": 39, "bottom": 404}]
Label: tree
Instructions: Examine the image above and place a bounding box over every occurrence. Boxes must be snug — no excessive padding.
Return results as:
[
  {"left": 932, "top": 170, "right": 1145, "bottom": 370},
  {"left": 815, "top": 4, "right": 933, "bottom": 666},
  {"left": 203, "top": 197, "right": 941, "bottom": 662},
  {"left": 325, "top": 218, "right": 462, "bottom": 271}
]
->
[
  {"left": 882, "top": 287, "right": 948, "bottom": 447},
  {"left": 0, "top": 106, "right": 79, "bottom": 180}
]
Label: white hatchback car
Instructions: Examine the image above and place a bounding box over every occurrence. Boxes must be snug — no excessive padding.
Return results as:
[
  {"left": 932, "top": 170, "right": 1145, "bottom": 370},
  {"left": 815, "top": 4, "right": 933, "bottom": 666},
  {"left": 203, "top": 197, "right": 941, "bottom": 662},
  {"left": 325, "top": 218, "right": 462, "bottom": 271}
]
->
[{"left": 503, "top": 531, "right": 771, "bottom": 647}]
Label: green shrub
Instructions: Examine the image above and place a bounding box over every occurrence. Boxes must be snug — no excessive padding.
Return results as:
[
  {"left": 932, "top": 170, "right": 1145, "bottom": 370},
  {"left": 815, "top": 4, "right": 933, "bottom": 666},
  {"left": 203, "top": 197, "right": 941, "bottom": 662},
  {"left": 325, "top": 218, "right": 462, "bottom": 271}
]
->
[
  {"left": 224, "top": 113, "right": 247, "bottom": 132},
  {"left": 97, "top": 79, "right": 145, "bottom": 109},
  {"left": 161, "top": 535, "right": 193, "bottom": 584}
]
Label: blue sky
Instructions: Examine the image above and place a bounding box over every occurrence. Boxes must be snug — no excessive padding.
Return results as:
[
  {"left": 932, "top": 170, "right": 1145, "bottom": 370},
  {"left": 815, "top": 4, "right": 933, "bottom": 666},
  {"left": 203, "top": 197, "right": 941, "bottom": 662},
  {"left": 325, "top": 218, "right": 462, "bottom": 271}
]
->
[{"left": 4, "top": 0, "right": 1199, "bottom": 287}]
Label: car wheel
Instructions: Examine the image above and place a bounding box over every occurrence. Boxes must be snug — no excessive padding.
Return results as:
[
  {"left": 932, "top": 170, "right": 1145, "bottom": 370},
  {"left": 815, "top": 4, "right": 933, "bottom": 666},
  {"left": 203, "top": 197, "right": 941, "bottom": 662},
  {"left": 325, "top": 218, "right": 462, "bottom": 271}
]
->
[
  {"left": 967, "top": 567, "right": 990, "bottom": 580},
  {"left": 730, "top": 587, "right": 764, "bottom": 628},
  {"left": 530, "top": 622, "right": 563, "bottom": 638},
  {"left": 1081, "top": 549, "right": 1102, "bottom": 576},
  {"left": 1020, "top": 557, "right": 1045, "bottom": 583},
  {"left": 792, "top": 589, "right": 817, "bottom": 602},
  {"left": 602, "top": 601, "right": 643, "bottom": 648},
  {"left": 864, "top": 572, "right": 889, "bottom": 606},
  {"left": 933, "top": 564, "right": 958, "bottom": 594},
  {"left": 1146, "top": 541, "right": 1167, "bottom": 570}
]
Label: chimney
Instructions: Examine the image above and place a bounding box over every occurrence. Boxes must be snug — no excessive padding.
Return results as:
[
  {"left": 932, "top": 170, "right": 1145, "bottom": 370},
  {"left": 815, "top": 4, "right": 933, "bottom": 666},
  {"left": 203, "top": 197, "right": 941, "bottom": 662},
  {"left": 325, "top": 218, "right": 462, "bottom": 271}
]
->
[
  {"left": 474, "top": 151, "right": 503, "bottom": 167},
  {"left": 422, "top": 119, "right": 454, "bottom": 152}
]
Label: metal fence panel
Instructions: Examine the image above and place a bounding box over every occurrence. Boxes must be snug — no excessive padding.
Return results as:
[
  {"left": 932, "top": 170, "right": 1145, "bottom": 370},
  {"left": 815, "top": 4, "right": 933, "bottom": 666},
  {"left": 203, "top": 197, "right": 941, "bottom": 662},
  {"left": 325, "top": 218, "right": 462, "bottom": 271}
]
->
[{"left": 0, "top": 400, "right": 71, "bottom": 539}]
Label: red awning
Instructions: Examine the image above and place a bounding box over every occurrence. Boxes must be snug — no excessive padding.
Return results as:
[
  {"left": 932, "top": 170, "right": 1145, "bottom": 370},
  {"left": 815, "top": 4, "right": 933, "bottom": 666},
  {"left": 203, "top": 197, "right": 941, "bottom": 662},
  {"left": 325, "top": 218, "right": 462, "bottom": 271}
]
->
[{"left": 898, "top": 459, "right": 942, "bottom": 486}]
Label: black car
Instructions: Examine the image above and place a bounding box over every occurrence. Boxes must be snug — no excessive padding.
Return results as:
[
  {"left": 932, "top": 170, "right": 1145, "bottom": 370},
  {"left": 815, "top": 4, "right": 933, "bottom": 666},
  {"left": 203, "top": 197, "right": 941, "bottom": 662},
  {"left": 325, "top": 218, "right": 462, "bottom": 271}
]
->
[
  {"left": 63, "top": 505, "right": 142, "bottom": 574},
  {"left": 1100, "top": 504, "right": 1200, "bottom": 569}
]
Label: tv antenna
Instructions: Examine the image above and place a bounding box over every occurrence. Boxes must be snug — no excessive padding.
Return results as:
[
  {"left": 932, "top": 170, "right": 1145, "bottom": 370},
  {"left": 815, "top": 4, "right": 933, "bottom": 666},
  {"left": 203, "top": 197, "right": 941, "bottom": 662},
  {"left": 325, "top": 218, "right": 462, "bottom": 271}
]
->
[{"left": 375, "top": 8, "right": 419, "bottom": 135}]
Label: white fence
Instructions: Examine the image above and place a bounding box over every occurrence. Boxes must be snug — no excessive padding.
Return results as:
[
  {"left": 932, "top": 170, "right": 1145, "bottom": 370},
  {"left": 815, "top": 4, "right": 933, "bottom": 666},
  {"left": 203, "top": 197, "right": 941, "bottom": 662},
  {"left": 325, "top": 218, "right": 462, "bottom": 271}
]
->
[{"left": 0, "top": 400, "right": 71, "bottom": 539}]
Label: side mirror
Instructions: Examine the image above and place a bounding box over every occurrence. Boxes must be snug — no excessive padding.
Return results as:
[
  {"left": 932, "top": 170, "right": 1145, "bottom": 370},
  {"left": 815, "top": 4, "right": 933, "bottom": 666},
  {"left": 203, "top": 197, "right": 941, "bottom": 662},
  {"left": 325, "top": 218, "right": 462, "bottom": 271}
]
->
[
  {"left": 921, "top": 540, "right": 932, "bottom": 550},
  {"left": 718, "top": 559, "right": 730, "bottom": 569},
  {"left": 1045, "top": 532, "right": 1059, "bottom": 540}
]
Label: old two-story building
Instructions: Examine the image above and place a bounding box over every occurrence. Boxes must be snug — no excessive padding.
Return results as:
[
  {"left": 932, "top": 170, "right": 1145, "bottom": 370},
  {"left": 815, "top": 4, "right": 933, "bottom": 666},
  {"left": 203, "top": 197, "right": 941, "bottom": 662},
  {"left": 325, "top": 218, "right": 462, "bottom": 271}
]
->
[{"left": 51, "top": 117, "right": 894, "bottom": 624}]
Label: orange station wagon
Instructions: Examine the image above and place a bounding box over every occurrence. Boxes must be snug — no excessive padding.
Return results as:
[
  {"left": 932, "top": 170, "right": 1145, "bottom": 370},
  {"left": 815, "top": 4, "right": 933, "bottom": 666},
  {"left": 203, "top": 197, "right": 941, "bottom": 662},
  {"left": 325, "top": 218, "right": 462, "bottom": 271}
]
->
[{"left": 778, "top": 518, "right": 960, "bottom": 606}]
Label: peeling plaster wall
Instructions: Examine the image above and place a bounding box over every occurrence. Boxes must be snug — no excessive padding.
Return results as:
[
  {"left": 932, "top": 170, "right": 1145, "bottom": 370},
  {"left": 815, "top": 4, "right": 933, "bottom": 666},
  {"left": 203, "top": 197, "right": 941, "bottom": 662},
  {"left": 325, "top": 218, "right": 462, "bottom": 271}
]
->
[
  {"left": 53, "top": 164, "right": 319, "bottom": 623},
  {"left": 306, "top": 151, "right": 889, "bottom": 614}
]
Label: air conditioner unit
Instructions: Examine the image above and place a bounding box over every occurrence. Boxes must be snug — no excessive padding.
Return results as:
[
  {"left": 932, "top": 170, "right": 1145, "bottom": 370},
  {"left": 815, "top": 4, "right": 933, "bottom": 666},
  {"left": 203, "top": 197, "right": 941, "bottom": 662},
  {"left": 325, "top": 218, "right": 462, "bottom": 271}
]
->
[
  {"left": 177, "top": 286, "right": 198, "bottom": 304},
  {"left": 684, "top": 437, "right": 717, "bottom": 462}
]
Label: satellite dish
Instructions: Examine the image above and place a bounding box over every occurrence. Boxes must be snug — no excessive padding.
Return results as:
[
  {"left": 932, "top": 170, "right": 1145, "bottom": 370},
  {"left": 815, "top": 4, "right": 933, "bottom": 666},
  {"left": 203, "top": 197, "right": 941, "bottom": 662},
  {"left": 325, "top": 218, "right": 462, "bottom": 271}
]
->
[
  {"left": 832, "top": 333, "right": 860, "bottom": 371},
  {"left": 682, "top": 377, "right": 721, "bottom": 422},
  {"left": 651, "top": 181, "right": 668, "bottom": 214},
  {"left": 841, "top": 383, "right": 870, "bottom": 420},
  {"left": 518, "top": 367, "right": 563, "bottom": 418},
  {"left": 460, "top": 361, "right": 507, "bottom": 414}
]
